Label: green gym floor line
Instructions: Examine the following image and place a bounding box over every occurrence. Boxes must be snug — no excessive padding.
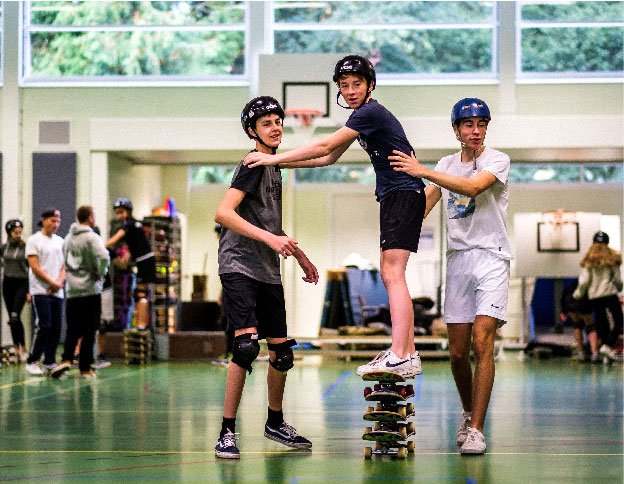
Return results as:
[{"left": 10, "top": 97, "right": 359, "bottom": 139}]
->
[{"left": 0, "top": 355, "right": 621, "bottom": 483}]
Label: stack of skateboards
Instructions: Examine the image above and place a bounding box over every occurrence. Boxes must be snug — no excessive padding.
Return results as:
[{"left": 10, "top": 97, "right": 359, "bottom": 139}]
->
[
  {"left": 362, "top": 371, "right": 415, "bottom": 459},
  {"left": 123, "top": 329, "right": 153, "bottom": 365}
]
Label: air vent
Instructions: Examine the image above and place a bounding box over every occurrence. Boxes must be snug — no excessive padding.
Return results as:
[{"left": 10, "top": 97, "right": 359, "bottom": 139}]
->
[{"left": 38, "top": 121, "right": 71, "bottom": 145}]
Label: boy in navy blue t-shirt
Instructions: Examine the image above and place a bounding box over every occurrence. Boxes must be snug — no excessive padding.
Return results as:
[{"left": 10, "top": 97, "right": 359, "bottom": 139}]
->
[{"left": 244, "top": 55, "right": 426, "bottom": 377}]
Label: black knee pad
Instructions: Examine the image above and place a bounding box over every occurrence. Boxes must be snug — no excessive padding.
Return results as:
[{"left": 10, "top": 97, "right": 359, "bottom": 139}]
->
[
  {"left": 267, "top": 339, "right": 297, "bottom": 372},
  {"left": 231, "top": 333, "right": 260, "bottom": 374}
]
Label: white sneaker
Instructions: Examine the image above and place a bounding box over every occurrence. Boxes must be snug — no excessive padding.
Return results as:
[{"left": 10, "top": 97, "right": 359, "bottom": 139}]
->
[
  {"left": 410, "top": 351, "right": 423, "bottom": 376},
  {"left": 355, "top": 350, "right": 413, "bottom": 377},
  {"left": 460, "top": 427, "right": 486, "bottom": 454},
  {"left": 599, "top": 344, "right": 612, "bottom": 355},
  {"left": 26, "top": 362, "right": 44, "bottom": 375},
  {"left": 456, "top": 411, "right": 472, "bottom": 445}
]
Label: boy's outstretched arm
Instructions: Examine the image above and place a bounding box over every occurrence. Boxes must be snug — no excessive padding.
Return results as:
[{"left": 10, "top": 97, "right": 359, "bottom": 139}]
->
[
  {"left": 389, "top": 150, "right": 497, "bottom": 198},
  {"left": 215, "top": 188, "right": 299, "bottom": 258},
  {"left": 279, "top": 139, "right": 354, "bottom": 169},
  {"left": 243, "top": 126, "right": 358, "bottom": 168}
]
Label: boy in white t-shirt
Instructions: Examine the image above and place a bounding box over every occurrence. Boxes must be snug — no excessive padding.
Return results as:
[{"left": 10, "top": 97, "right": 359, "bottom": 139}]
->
[
  {"left": 25, "top": 208, "right": 71, "bottom": 378},
  {"left": 389, "top": 98, "right": 513, "bottom": 455}
]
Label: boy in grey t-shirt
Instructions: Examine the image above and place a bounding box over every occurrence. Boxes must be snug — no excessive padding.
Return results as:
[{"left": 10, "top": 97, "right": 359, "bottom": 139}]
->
[
  {"left": 389, "top": 98, "right": 513, "bottom": 455},
  {"left": 214, "top": 96, "right": 319, "bottom": 459}
]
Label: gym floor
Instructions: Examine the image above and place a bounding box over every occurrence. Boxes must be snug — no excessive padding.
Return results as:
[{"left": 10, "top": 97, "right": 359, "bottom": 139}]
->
[{"left": 0, "top": 354, "right": 621, "bottom": 483}]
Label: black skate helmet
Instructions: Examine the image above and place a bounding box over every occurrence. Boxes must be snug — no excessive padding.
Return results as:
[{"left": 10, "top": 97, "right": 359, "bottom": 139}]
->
[
  {"left": 593, "top": 231, "right": 609, "bottom": 244},
  {"left": 241, "top": 96, "right": 285, "bottom": 139},
  {"left": 113, "top": 197, "right": 133, "bottom": 211},
  {"left": 5, "top": 219, "right": 23, "bottom": 235},
  {"left": 451, "top": 98, "right": 491, "bottom": 126},
  {"left": 333, "top": 55, "right": 376, "bottom": 109}
]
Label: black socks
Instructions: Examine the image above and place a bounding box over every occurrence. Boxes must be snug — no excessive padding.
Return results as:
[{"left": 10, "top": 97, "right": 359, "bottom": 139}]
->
[
  {"left": 221, "top": 417, "right": 236, "bottom": 438},
  {"left": 267, "top": 407, "right": 283, "bottom": 428}
]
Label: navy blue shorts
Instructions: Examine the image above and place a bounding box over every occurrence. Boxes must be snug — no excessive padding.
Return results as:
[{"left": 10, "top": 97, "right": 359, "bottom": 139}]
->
[
  {"left": 219, "top": 272, "right": 287, "bottom": 339},
  {"left": 379, "top": 189, "right": 425, "bottom": 253}
]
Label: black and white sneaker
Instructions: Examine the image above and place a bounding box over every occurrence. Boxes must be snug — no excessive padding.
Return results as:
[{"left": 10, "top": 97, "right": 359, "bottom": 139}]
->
[
  {"left": 264, "top": 421, "right": 312, "bottom": 449},
  {"left": 215, "top": 430, "right": 240, "bottom": 459}
]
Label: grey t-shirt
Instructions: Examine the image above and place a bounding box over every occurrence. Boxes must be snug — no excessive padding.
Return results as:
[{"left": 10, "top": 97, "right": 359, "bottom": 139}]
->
[{"left": 218, "top": 154, "right": 283, "bottom": 284}]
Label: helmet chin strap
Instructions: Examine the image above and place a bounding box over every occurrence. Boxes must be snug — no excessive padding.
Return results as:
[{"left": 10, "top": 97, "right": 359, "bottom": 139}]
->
[{"left": 456, "top": 134, "right": 481, "bottom": 171}]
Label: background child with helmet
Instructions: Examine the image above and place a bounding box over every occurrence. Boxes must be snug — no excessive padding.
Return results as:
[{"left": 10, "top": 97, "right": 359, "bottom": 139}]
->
[
  {"left": 213, "top": 96, "right": 319, "bottom": 459},
  {"left": 389, "top": 98, "right": 513, "bottom": 455},
  {"left": 573, "top": 231, "right": 623, "bottom": 361},
  {"left": 243, "top": 55, "right": 427, "bottom": 380},
  {"left": 0, "top": 219, "right": 29, "bottom": 362}
]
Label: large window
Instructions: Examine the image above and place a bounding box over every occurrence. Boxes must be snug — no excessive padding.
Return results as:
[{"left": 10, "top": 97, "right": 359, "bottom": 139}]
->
[
  {"left": 190, "top": 163, "right": 623, "bottom": 186},
  {"left": 272, "top": 1, "right": 497, "bottom": 79},
  {"left": 23, "top": 1, "right": 246, "bottom": 82},
  {"left": 518, "top": 1, "right": 624, "bottom": 79}
]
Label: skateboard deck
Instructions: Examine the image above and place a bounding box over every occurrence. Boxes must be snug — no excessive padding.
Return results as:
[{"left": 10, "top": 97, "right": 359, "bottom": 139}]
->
[
  {"left": 363, "top": 409, "right": 414, "bottom": 423},
  {"left": 362, "top": 428, "right": 414, "bottom": 443},
  {"left": 362, "top": 371, "right": 408, "bottom": 383},
  {"left": 364, "top": 385, "right": 415, "bottom": 402}
]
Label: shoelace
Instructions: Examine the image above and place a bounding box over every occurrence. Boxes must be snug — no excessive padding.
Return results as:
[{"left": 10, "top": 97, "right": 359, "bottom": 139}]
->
[
  {"left": 220, "top": 432, "right": 239, "bottom": 447},
  {"left": 279, "top": 423, "right": 298, "bottom": 439}
]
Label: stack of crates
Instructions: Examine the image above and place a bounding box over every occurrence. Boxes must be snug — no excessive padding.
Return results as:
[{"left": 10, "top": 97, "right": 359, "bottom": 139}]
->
[{"left": 123, "top": 329, "right": 153, "bottom": 365}]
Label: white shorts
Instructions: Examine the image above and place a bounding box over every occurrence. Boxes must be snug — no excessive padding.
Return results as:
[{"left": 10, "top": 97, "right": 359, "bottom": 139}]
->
[{"left": 444, "top": 249, "right": 510, "bottom": 325}]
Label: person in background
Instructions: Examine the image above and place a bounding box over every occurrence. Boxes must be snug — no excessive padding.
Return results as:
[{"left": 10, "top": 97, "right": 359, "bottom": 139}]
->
[
  {"left": 0, "top": 219, "right": 29, "bottom": 362},
  {"left": 560, "top": 281, "right": 596, "bottom": 362},
  {"left": 25, "top": 208, "right": 70, "bottom": 378},
  {"left": 60, "top": 206, "right": 110, "bottom": 378},
  {"left": 573, "top": 231, "right": 623, "bottom": 361}
]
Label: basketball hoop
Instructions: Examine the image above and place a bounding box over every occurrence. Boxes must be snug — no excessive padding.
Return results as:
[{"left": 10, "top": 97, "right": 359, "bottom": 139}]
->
[
  {"left": 285, "top": 108, "right": 322, "bottom": 128},
  {"left": 538, "top": 209, "right": 579, "bottom": 252}
]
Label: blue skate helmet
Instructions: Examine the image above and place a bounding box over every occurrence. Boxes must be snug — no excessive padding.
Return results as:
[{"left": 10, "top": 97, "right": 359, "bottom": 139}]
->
[{"left": 451, "top": 98, "right": 491, "bottom": 126}]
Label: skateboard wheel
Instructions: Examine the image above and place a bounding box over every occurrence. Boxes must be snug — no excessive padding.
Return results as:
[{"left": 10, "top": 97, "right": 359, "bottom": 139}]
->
[
  {"left": 397, "top": 386, "right": 407, "bottom": 397},
  {"left": 367, "top": 406, "right": 374, "bottom": 414},
  {"left": 364, "top": 447, "right": 372, "bottom": 459},
  {"left": 364, "top": 387, "right": 372, "bottom": 398},
  {"left": 407, "top": 422, "right": 415, "bottom": 434},
  {"left": 398, "top": 406, "right": 407, "bottom": 418},
  {"left": 406, "top": 403, "right": 414, "bottom": 414},
  {"left": 375, "top": 441, "right": 383, "bottom": 451},
  {"left": 397, "top": 447, "right": 407, "bottom": 459},
  {"left": 375, "top": 402, "right": 382, "bottom": 411},
  {"left": 407, "top": 441, "right": 415, "bottom": 453},
  {"left": 399, "top": 426, "right": 407, "bottom": 439},
  {"left": 407, "top": 384, "right": 414, "bottom": 394},
  {"left": 365, "top": 426, "right": 372, "bottom": 434},
  {"left": 374, "top": 384, "right": 381, "bottom": 392}
]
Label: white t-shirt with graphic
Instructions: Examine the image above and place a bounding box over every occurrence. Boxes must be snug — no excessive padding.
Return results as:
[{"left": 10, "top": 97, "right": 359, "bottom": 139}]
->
[
  {"left": 26, "top": 231, "right": 65, "bottom": 298},
  {"left": 433, "top": 147, "right": 514, "bottom": 260}
]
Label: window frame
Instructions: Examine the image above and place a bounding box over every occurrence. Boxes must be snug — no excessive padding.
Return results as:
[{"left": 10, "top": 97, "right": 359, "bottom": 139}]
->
[
  {"left": 21, "top": 0, "right": 249, "bottom": 86},
  {"left": 269, "top": 1, "right": 500, "bottom": 82},
  {"left": 516, "top": 1, "right": 624, "bottom": 82}
]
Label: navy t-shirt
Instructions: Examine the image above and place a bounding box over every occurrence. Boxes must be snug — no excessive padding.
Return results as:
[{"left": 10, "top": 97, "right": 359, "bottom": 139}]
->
[
  {"left": 346, "top": 99, "right": 425, "bottom": 201},
  {"left": 218, "top": 153, "right": 283, "bottom": 285},
  {"left": 122, "top": 218, "right": 152, "bottom": 260}
]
